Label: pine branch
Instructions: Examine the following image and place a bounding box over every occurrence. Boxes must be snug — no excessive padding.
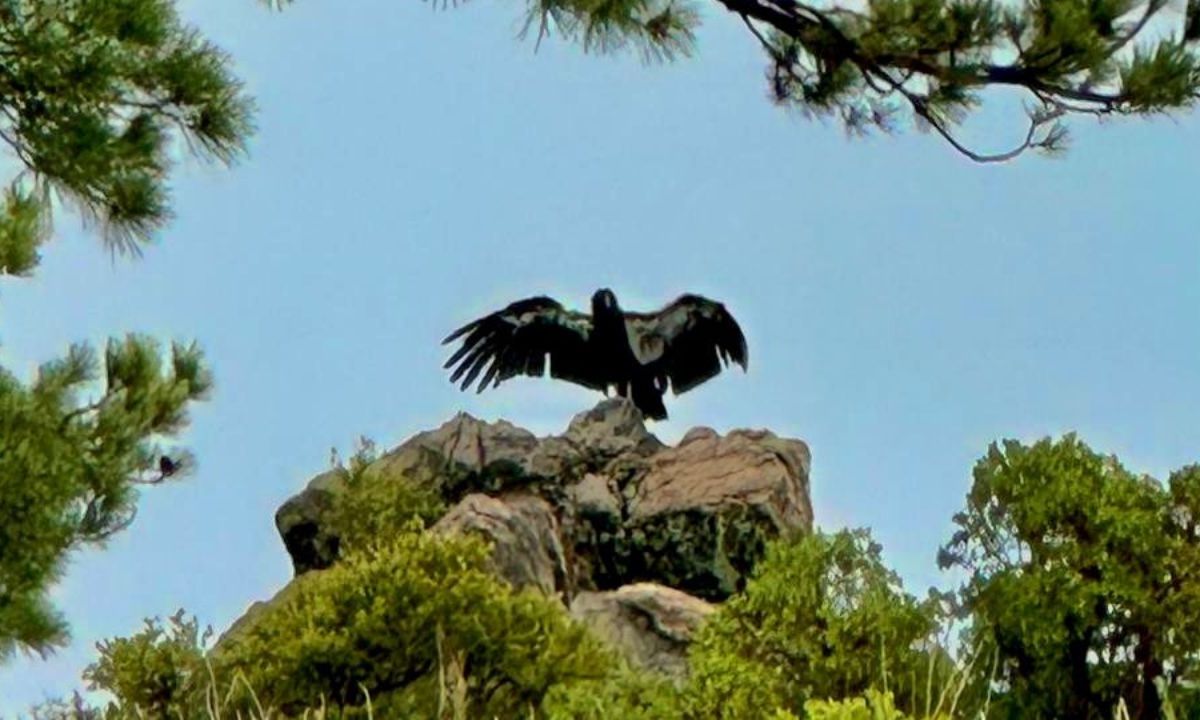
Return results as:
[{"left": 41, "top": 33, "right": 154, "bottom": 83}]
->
[{"left": 717, "top": 0, "right": 1195, "bottom": 159}]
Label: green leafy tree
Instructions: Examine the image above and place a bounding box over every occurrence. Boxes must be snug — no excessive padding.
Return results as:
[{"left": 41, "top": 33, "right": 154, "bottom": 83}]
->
[
  {"left": 272, "top": 0, "right": 1198, "bottom": 162},
  {"left": 0, "top": 0, "right": 254, "bottom": 661},
  {"left": 939, "top": 435, "right": 1200, "bottom": 719},
  {"left": 214, "top": 523, "right": 614, "bottom": 718},
  {"left": 686, "top": 529, "right": 943, "bottom": 719}
]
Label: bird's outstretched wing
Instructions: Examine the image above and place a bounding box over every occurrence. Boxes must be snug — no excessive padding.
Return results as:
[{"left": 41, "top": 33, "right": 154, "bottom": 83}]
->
[
  {"left": 624, "top": 294, "right": 748, "bottom": 395},
  {"left": 442, "top": 296, "right": 605, "bottom": 393}
]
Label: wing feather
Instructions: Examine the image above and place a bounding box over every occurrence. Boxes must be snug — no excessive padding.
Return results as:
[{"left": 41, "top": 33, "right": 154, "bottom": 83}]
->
[
  {"left": 624, "top": 294, "right": 748, "bottom": 395},
  {"left": 442, "top": 296, "right": 606, "bottom": 393}
]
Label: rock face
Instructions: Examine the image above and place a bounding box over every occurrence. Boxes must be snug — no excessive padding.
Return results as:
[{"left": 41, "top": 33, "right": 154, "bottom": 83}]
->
[
  {"left": 268, "top": 398, "right": 812, "bottom": 674},
  {"left": 569, "top": 584, "right": 716, "bottom": 676},
  {"left": 623, "top": 427, "right": 814, "bottom": 598},
  {"left": 274, "top": 468, "right": 345, "bottom": 574},
  {"left": 433, "top": 492, "right": 568, "bottom": 597}
]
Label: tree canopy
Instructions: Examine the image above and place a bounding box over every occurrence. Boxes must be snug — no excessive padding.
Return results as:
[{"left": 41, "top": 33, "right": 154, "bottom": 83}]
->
[
  {"left": 0, "top": 0, "right": 254, "bottom": 661},
  {"left": 270, "top": 0, "right": 1200, "bottom": 161},
  {"left": 0, "top": 338, "right": 212, "bottom": 661},
  {"left": 0, "top": 0, "right": 254, "bottom": 273},
  {"left": 939, "top": 435, "right": 1200, "bottom": 719}
]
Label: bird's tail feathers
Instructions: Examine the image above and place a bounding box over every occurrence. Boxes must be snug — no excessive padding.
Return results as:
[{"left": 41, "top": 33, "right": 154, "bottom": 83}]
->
[{"left": 631, "top": 378, "right": 667, "bottom": 421}]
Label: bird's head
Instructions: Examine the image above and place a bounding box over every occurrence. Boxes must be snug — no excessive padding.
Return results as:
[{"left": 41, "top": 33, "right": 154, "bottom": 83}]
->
[{"left": 591, "top": 288, "right": 619, "bottom": 315}]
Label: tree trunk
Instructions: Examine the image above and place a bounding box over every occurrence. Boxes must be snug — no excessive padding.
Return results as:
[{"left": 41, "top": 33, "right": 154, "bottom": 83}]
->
[{"left": 1132, "top": 628, "right": 1162, "bottom": 720}]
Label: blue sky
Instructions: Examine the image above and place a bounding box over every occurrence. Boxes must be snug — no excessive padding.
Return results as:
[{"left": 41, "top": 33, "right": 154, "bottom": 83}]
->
[{"left": 2, "top": 0, "right": 1198, "bottom": 712}]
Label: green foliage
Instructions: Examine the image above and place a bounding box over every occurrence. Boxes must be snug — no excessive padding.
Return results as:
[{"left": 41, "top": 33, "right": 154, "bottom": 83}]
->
[
  {"left": 271, "top": 0, "right": 1197, "bottom": 160},
  {"left": 686, "top": 529, "right": 941, "bottom": 719},
  {"left": 83, "top": 610, "right": 211, "bottom": 719},
  {"left": 0, "top": 183, "right": 50, "bottom": 276},
  {"left": 27, "top": 694, "right": 105, "bottom": 720},
  {"left": 0, "top": 0, "right": 255, "bottom": 262},
  {"left": 542, "top": 666, "right": 685, "bottom": 719},
  {"left": 325, "top": 438, "right": 447, "bottom": 553},
  {"left": 717, "top": 0, "right": 1199, "bottom": 161},
  {"left": 0, "top": 0, "right": 251, "bottom": 670},
  {"left": 805, "top": 689, "right": 945, "bottom": 720},
  {"left": 45, "top": 609, "right": 365, "bottom": 719},
  {"left": 0, "top": 336, "right": 211, "bottom": 660},
  {"left": 214, "top": 524, "right": 614, "bottom": 717},
  {"left": 940, "top": 434, "right": 1200, "bottom": 719}
]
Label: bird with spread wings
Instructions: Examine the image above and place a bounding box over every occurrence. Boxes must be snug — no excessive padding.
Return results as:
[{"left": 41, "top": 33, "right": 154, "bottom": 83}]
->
[{"left": 442, "top": 289, "right": 747, "bottom": 420}]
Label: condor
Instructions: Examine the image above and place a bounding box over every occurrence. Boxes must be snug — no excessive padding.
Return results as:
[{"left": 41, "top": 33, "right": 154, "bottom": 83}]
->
[{"left": 442, "top": 289, "right": 748, "bottom": 420}]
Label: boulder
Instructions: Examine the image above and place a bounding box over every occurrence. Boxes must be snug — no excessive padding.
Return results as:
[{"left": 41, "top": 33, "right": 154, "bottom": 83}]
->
[
  {"left": 274, "top": 468, "right": 346, "bottom": 574},
  {"left": 524, "top": 398, "right": 662, "bottom": 481},
  {"left": 633, "top": 427, "right": 811, "bottom": 528},
  {"left": 623, "top": 426, "right": 813, "bottom": 599},
  {"left": 433, "top": 492, "right": 568, "bottom": 596},
  {"left": 561, "top": 398, "right": 665, "bottom": 462},
  {"left": 393, "top": 412, "right": 539, "bottom": 474},
  {"left": 369, "top": 413, "right": 541, "bottom": 499},
  {"left": 569, "top": 583, "right": 715, "bottom": 677},
  {"left": 569, "top": 472, "right": 622, "bottom": 526}
]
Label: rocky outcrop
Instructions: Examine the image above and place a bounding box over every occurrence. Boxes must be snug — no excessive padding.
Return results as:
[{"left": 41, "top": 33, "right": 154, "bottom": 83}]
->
[
  {"left": 433, "top": 492, "right": 568, "bottom": 597},
  {"left": 267, "top": 398, "right": 812, "bottom": 673},
  {"left": 274, "top": 468, "right": 345, "bottom": 574},
  {"left": 569, "top": 583, "right": 716, "bottom": 677},
  {"left": 396, "top": 413, "right": 540, "bottom": 474},
  {"left": 622, "top": 426, "right": 814, "bottom": 598}
]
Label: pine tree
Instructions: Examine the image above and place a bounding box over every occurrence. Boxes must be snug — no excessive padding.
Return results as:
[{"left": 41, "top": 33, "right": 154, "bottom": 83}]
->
[
  {"left": 273, "top": 0, "right": 1200, "bottom": 161},
  {"left": 0, "top": 0, "right": 253, "bottom": 661}
]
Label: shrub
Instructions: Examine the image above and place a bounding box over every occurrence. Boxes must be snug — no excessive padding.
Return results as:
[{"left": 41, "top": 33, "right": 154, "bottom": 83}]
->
[
  {"left": 214, "top": 522, "right": 613, "bottom": 717},
  {"left": 685, "top": 529, "right": 942, "bottom": 719},
  {"left": 805, "top": 689, "right": 947, "bottom": 720},
  {"left": 542, "top": 666, "right": 685, "bottom": 720},
  {"left": 325, "top": 438, "right": 447, "bottom": 553}
]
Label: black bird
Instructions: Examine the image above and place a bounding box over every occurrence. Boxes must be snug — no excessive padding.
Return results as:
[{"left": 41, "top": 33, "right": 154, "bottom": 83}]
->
[{"left": 442, "top": 289, "right": 748, "bottom": 420}]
